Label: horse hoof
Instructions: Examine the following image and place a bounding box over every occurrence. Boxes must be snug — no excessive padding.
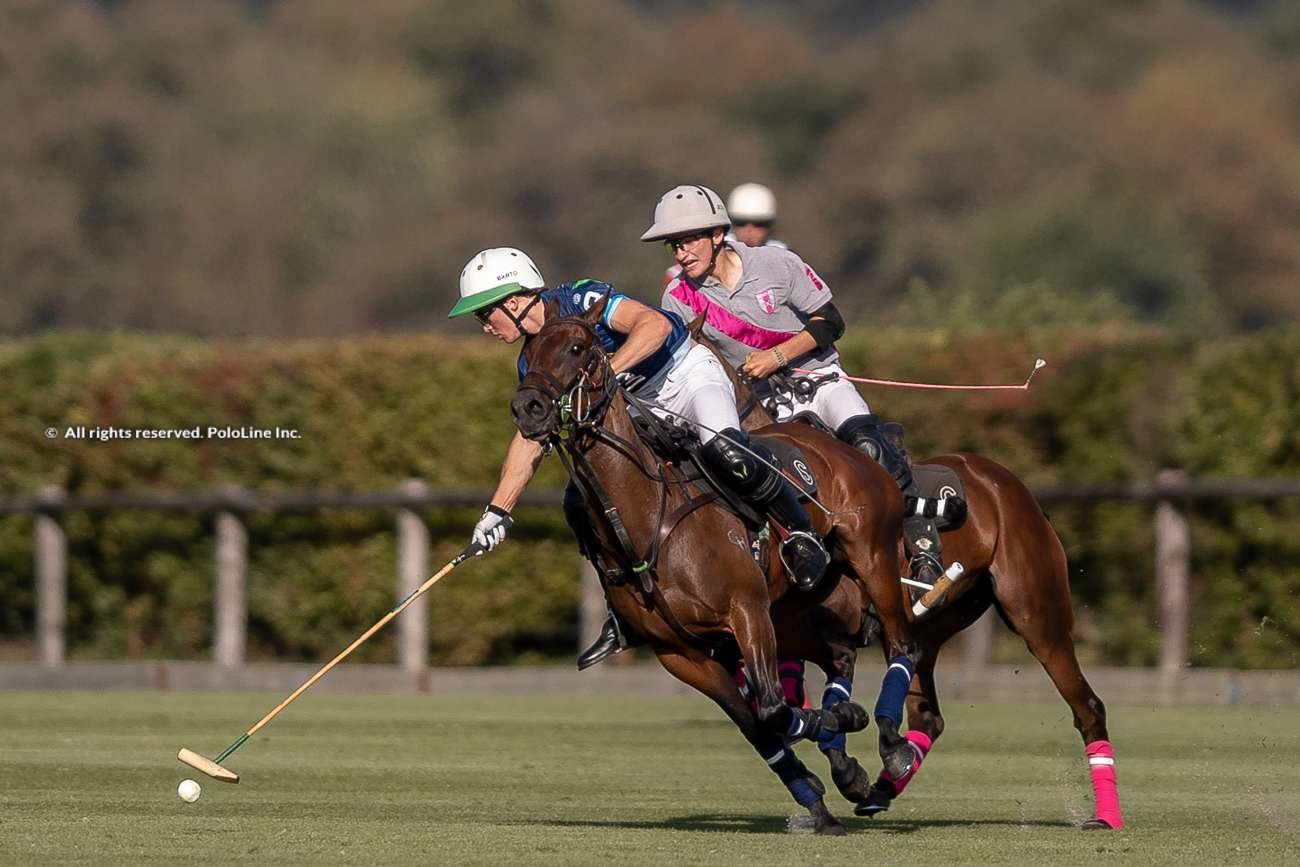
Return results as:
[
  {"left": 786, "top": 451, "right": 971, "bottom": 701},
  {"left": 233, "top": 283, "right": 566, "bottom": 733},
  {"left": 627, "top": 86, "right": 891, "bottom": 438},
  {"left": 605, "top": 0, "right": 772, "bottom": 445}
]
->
[
  {"left": 790, "top": 801, "right": 846, "bottom": 836},
  {"left": 1081, "top": 819, "right": 1115, "bottom": 831},
  {"left": 825, "top": 701, "right": 871, "bottom": 733},
  {"left": 828, "top": 753, "right": 873, "bottom": 804},
  {"left": 853, "top": 782, "right": 894, "bottom": 817},
  {"left": 881, "top": 744, "right": 914, "bottom": 780},
  {"left": 816, "top": 819, "right": 848, "bottom": 836}
]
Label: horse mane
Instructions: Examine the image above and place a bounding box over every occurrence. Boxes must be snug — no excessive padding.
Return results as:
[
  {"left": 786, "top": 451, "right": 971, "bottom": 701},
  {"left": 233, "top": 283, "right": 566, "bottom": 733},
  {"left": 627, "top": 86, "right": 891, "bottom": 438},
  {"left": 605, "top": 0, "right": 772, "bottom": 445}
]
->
[{"left": 687, "top": 313, "right": 776, "bottom": 429}]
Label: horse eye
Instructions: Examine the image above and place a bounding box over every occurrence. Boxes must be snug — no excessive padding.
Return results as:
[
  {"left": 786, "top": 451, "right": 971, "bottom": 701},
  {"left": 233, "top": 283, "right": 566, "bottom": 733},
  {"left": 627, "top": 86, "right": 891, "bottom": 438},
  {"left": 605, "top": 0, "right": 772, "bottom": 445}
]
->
[{"left": 569, "top": 344, "right": 583, "bottom": 355}]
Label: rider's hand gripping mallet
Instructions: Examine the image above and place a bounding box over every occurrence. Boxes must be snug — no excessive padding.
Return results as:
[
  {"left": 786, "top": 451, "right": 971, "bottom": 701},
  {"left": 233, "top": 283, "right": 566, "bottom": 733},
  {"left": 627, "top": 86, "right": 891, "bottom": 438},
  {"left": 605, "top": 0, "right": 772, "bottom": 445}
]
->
[{"left": 177, "top": 547, "right": 479, "bottom": 783}]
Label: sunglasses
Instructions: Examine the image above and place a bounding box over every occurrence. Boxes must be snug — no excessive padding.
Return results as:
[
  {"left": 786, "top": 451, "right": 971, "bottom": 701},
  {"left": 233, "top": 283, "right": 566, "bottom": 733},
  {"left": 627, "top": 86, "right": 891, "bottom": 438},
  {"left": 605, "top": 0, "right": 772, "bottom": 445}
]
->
[
  {"left": 474, "top": 305, "right": 498, "bottom": 325},
  {"left": 663, "top": 230, "right": 713, "bottom": 253}
]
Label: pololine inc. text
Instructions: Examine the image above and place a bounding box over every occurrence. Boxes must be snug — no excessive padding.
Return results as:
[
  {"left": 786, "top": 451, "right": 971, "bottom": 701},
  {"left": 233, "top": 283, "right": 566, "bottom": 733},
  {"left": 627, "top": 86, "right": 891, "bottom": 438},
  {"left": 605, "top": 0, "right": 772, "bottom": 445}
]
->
[{"left": 54, "top": 426, "right": 301, "bottom": 441}]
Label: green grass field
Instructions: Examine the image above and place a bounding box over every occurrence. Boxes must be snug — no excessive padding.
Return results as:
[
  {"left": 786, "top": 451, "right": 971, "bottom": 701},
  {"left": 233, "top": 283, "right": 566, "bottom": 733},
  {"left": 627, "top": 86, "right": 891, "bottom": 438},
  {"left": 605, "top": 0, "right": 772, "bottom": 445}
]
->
[{"left": 2, "top": 691, "right": 1297, "bottom": 865}]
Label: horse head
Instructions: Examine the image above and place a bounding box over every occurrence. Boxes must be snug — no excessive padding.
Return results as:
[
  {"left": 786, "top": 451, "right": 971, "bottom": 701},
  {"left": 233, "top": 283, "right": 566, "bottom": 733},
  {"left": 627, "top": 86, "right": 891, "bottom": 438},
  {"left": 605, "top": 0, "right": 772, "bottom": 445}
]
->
[{"left": 511, "top": 295, "right": 614, "bottom": 441}]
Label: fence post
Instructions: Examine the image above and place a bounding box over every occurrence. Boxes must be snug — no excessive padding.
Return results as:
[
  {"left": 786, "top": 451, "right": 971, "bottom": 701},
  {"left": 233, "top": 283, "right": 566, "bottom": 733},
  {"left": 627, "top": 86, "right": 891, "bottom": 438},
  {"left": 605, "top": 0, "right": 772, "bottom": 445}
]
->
[
  {"left": 579, "top": 560, "right": 604, "bottom": 657},
  {"left": 396, "top": 479, "right": 430, "bottom": 674},
  {"left": 214, "top": 508, "right": 248, "bottom": 668},
  {"left": 34, "top": 486, "right": 67, "bottom": 667},
  {"left": 963, "top": 607, "right": 994, "bottom": 673},
  {"left": 1155, "top": 469, "right": 1191, "bottom": 696}
]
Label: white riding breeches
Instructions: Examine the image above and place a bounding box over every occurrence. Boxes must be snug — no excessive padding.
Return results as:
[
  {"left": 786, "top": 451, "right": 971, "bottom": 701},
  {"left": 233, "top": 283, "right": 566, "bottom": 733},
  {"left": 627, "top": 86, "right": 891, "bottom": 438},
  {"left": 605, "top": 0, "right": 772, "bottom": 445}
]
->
[
  {"left": 638, "top": 343, "right": 739, "bottom": 444},
  {"left": 770, "top": 361, "right": 872, "bottom": 432}
]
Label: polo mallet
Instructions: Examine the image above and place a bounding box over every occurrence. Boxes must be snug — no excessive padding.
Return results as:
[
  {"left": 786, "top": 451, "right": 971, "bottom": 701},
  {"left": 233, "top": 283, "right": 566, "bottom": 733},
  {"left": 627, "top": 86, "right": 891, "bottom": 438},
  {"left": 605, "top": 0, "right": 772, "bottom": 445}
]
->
[{"left": 177, "top": 546, "right": 479, "bottom": 783}]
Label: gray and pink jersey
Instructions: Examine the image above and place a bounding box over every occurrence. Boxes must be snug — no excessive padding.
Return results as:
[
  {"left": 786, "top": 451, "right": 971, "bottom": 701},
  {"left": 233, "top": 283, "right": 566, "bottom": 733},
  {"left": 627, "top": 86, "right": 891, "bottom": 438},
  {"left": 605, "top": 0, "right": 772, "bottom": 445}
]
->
[{"left": 660, "top": 242, "right": 838, "bottom": 373}]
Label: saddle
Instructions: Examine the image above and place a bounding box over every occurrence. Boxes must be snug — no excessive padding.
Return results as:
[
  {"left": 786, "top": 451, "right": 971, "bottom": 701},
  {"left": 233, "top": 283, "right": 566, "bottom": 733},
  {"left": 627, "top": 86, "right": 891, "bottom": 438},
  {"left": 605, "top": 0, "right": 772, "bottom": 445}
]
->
[
  {"left": 627, "top": 409, "right": 820, "bottom": 564},
  {"left": 575, "top": 408, "right": 820, "bottom": 652}
]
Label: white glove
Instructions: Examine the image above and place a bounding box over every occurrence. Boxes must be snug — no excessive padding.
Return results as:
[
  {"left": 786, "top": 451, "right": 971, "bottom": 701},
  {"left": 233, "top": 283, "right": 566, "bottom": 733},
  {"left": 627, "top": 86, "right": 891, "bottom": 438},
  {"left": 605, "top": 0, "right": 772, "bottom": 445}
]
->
[
  {"left": 471, "top": 505, "right": 513, "bottom": 554},
  {"left": 614, "top": 370, "right": 644, "bottom": 391}
]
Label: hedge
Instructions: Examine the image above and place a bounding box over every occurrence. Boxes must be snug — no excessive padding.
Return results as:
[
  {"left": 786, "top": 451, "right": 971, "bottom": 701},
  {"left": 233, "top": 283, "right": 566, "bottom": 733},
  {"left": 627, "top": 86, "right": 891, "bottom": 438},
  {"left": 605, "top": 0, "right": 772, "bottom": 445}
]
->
[{"left": 1, "top": 327, "right": 1296, "bottom": 667}]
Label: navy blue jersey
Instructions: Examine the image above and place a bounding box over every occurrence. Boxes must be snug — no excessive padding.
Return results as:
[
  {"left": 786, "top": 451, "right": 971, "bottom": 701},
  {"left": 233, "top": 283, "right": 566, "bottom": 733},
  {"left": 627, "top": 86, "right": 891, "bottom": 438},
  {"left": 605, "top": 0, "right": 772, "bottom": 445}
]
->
[{"left": 517, "top": 279, "right": 690, "bottom": 393}]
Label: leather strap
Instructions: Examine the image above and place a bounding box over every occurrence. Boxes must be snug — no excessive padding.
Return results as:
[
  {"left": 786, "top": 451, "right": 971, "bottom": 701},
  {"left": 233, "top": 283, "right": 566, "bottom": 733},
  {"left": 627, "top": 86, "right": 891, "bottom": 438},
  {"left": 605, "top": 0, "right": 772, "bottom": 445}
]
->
[{"left": 556, "top": 436, "right": 721, "bottom": 654}]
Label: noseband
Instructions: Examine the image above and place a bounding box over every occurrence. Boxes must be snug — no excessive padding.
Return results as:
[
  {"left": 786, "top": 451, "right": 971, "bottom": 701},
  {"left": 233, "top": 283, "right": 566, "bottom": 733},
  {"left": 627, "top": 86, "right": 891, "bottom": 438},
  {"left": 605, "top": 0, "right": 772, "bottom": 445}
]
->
[{"left": 519, "top": 318, "right": 617, "bottom": 440}]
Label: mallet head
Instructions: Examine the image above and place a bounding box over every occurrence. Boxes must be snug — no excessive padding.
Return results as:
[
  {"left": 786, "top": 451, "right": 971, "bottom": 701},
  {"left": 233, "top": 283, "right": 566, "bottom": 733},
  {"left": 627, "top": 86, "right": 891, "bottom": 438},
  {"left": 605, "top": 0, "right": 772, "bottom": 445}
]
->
[{"left": 177, "top": 747, "right": 239, "bottom": 783}]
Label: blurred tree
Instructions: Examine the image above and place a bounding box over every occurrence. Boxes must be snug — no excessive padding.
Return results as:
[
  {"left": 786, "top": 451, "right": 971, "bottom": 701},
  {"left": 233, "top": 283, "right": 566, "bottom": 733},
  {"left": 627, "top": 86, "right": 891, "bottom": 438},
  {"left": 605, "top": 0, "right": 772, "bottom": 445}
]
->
[{"left": 0, "top": 0, "right": 1296, "bottom": 336}]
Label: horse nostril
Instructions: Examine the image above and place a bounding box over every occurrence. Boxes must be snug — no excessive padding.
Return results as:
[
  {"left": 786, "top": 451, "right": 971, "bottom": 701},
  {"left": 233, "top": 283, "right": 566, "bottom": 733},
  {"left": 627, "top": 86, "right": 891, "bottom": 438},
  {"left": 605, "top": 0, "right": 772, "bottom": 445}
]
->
[{"left": 510, "top": 393, "right": 552, "bottom": 432}]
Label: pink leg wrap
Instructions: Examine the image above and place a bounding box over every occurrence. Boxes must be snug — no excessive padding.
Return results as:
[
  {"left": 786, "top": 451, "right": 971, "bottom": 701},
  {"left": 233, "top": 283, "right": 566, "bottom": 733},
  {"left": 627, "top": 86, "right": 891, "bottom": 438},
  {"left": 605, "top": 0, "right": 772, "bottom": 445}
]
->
[
  {"left": 733, "top": 660, "right": 810, "bottom": 711},
  {"left": 879, "top": 729, "right": 933, "bottom": 796},
  {"left": 1086, "top": 739, "right": 1124, "bottom": 829},
  {"left": 777, "top": 659, "right": 808, "bottom": 709}
]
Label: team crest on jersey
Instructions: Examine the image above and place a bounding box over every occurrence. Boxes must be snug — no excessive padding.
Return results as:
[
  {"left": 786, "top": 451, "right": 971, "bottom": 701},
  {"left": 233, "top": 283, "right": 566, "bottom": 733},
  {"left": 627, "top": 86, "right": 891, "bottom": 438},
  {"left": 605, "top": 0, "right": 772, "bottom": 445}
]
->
[{"left": 755, "top": 288, "right": 777, "bottom": 315}]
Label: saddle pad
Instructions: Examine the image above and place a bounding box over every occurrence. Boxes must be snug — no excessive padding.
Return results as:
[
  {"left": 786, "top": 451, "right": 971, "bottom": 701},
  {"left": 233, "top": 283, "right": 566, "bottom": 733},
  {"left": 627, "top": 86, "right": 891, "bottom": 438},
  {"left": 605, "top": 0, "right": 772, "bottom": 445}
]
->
[
  {"left": 755, "top": 436, "right": 818, "bottom": 499},
  {"left": 911, "top": 463, "right": 965, "bottom": 502},
  {"left": 908, "top": 462, "right": 967, "bottom": 529}
]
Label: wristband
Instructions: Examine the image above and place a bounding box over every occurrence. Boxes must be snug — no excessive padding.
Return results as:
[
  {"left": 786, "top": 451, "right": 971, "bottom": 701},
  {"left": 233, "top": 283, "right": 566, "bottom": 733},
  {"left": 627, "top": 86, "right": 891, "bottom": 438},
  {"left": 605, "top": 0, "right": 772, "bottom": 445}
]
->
[{"left": 773, "top": 348, "right": 787, "bottom": 368}]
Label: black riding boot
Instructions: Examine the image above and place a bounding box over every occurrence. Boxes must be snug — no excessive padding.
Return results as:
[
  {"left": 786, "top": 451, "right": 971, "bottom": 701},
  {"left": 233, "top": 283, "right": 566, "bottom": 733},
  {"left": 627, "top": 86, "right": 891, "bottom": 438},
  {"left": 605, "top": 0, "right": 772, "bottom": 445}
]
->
[
  {"left": 577, "top": 611, "right": 629, "bottom": 671},
  {"left": 700, "top": 429, "right": 830, "bottom": 592},
  {"left": 766, "top": 483, "right": 832, "bottom": 591},
  {"left": 836, "top": 413, "right": 913, "bottom": 490},
  {"left": 839, "top": 415, "right": 946, "bottom": 588}
]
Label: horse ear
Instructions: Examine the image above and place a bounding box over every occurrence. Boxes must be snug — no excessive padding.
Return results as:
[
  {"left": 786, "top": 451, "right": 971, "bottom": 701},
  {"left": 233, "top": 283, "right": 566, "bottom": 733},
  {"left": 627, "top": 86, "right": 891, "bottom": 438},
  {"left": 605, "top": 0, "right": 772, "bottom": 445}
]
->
[
  {"left": 687, "top": 312, "right": 705, "bottom": 337},
  {"left": 583, "top": 293, "right": 609, "bottom": 325}
]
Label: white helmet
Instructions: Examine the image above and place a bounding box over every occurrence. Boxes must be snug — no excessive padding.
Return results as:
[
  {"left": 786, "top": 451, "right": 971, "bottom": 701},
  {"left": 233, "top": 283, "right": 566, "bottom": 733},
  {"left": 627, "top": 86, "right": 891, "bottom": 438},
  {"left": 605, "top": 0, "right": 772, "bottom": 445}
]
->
[
  {"left": 727, "top": 182, "right": 777, "bottom": 223},
  {"left": 640, "top": 185, "right": 730, "bottom": 242},
  {"left": 449, "top": 247, "right": 545, "bottom": 319}
]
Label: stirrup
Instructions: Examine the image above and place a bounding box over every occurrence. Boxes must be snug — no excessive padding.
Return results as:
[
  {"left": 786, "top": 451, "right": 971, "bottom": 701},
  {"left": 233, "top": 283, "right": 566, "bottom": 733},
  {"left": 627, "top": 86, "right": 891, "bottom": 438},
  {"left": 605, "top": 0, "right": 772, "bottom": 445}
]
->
[
  {"left": 910, "top": 553, "right": 943, "bottom": 586},
  {"left": 576, "top": 616, "right": 628, "bottom": 671},
  {"left": 781, "top": 530, "right": 830, "bottom": 592}
]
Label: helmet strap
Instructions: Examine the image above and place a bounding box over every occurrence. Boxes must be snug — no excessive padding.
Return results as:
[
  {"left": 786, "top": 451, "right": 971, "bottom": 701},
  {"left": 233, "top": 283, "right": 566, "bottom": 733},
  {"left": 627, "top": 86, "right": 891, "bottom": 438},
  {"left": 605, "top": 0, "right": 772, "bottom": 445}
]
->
[
  {"left": 700, "top": 236, "right": 727, "bottom": 282},
  {"left": 503, "top": 292, "right": 542, "bottom": 334}
]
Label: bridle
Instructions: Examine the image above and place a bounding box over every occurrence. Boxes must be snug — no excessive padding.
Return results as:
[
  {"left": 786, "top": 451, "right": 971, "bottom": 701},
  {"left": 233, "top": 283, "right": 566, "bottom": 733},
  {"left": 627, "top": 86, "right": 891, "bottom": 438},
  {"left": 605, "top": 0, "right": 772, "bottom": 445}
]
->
[{"left": 517, "top": 317, "right": 618, "bottom": 442}]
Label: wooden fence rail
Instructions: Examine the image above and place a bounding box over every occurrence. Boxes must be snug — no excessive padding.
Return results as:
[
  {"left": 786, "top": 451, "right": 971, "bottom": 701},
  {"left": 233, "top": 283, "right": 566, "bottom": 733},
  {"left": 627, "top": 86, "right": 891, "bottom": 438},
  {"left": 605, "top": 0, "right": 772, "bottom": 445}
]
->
[{"left": 5, "top": 474, "right": 1299, "bottom": 672}]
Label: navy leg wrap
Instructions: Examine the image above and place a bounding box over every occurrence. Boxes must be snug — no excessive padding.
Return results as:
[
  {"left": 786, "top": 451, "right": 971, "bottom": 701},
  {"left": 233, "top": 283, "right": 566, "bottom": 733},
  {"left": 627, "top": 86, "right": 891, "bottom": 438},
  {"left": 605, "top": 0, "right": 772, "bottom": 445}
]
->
[
  {"left": 759, "top": 737, "right": 820, "bottom": 807},
  {"left": 780, "top": 707, "right": 811, "bottom": 743},
  {"left": 874, "top": 655, "right": 914, "bottom": 727},
  {"left": 818, "top": 677, "right": 853, "bottom": 753}
]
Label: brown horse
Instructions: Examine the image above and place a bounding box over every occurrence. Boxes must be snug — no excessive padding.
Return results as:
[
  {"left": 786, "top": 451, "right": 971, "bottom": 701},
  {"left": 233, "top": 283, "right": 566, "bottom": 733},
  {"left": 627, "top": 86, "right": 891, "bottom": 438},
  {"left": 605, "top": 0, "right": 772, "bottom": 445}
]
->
[
  {"left": 716, "top": 341, "right": 1125, "bottom": 830},
  {"left": 511, "top": 298, "right": 922, "bottom": 834}
]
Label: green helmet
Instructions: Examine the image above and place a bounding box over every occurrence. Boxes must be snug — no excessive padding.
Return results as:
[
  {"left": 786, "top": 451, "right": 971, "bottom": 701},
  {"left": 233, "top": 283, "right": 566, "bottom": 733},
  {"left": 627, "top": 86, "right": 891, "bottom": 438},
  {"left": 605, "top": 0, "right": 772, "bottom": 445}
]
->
[{"left": 449, "top": 247, "right": 546, "bottom": 319}]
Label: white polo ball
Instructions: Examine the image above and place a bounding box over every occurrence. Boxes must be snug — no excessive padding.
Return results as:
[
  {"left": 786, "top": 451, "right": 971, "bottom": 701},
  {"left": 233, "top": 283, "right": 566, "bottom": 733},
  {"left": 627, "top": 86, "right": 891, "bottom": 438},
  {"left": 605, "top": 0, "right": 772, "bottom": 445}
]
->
[{"left": 177, "top": 778, "right": 202, "bottom": 803}]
